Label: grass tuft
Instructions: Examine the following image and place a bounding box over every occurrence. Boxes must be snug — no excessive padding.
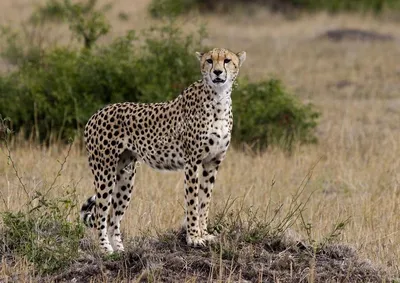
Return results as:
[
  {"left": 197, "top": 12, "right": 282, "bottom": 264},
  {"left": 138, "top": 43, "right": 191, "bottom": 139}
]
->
[{"left": 0, "top": 117, "right": 85, "bottom": 275}]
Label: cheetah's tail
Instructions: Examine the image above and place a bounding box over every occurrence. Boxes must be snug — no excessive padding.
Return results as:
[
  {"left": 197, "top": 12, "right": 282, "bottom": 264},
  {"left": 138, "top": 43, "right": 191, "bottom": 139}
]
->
[{"left": 80, "top": 195, "right": 96, "bottom": 228}]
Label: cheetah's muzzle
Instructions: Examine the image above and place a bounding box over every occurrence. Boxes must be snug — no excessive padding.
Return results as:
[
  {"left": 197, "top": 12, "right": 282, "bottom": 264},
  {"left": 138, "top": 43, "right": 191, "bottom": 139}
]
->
[{"left": 212, "top": 78, "right": 226, "bottom": 84}]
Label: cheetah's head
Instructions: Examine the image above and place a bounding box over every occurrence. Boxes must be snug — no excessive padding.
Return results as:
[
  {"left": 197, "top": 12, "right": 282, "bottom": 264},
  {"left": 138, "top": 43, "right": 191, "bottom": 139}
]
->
[{"left": 196, "top": 48, "right": 246, "bottom": 90}]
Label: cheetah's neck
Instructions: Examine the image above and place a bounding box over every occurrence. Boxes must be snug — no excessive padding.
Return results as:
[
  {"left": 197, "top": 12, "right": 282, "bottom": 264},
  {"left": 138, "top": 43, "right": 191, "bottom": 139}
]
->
[{"left": 202, "top": 79, "right": 233, "bottom": 107}]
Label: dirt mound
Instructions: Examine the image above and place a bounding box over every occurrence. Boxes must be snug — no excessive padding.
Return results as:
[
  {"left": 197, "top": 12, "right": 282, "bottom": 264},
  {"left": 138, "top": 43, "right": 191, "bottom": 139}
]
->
[
  {"left": 318, "top": 28, "right": 394, "bottom": 42},
  {"left": 48, "top": 229, "right": 389, "bottom": 283}
]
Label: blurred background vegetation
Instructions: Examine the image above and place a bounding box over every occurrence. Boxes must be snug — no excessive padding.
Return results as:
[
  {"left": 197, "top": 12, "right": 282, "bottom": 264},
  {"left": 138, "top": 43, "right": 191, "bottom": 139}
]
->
[
  {"left": 149, "top": 0, "right": 400, "bottom": 17},
  {"left": 3, "top": 0, "right": 398, "bottom": 150}
]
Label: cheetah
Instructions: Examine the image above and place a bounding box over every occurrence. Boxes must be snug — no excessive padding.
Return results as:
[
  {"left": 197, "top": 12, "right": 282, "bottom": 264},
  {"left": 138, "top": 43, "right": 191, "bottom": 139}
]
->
[{"left": 80, "top": 48, "right": 246, "bottom": 253}]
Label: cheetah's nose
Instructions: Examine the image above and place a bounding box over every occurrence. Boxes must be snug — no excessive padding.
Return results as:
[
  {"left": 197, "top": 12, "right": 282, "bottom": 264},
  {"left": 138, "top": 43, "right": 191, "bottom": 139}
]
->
[{"left": 213, "top": 70, "right": 223, "bottom": 76}]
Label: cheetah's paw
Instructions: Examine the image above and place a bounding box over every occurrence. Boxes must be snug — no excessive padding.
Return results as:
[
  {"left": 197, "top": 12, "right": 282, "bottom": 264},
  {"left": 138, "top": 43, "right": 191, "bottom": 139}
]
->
[
  {"left": 202, "top": 233, "right": 217, "bottom": 243},
  {"left": 186, "top": 235, "right": 206, "bottom": 247}
]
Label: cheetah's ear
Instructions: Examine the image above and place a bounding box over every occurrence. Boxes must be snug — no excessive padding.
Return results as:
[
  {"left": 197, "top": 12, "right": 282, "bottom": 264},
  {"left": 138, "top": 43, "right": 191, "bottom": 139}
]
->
[
  {"left": 195, "top": 52, "right": 203, "bottom": 61},
  {"left": 237, "top": 51, "right": 246, "bottom": 67}
]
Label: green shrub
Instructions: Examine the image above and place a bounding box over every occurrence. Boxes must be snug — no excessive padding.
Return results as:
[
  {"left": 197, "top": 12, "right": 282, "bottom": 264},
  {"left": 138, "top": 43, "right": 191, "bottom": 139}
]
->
[
  {"left": 291, "top": 0, "right": 400, "bottom": 13},
  {"left": 0, "top": 0, "right": 319, "bottom": 150},
  {"left": 149, "top": 0, "right": 400, "bottom": 18},
  {"left": 0, "top": 27, "right": 319, "bottom": 150},
  {"left": 0, "top": 0, "right": 205, "bottom": 141},
  {"left": 149, "top": 0, "right": 198, "bottom": 18},
  {"left": 29, "top": 0, "right": 111, "bottom": 49},
  {"left": 132, "top": 25, "right": 204, "bottom": 102},
  {"left": 0, "top": 26, "right": 44, "bottom": 67},
  {"left": 0, "top": 23, "right": 203, "bottom": 141},
  {"left": 232, "top": 79, "right": 319, "bottom": 150}
]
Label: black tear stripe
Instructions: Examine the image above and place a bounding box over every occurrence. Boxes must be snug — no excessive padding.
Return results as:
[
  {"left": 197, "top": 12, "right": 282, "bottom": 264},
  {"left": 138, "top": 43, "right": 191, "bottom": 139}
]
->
[{"left": 232, "top": 61, "right": 238, "bottom": 69}]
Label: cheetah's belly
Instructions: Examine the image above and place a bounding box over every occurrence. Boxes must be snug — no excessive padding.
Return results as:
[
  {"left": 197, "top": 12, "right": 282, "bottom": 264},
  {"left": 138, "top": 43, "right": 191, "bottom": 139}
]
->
[{"left": 136, "top": 137, "right": 185, "bottom": 172}]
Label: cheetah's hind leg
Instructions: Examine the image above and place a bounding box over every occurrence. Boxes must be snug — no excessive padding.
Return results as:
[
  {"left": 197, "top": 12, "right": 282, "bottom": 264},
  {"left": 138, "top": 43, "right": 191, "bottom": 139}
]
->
[
  {"left": 107, "top": 149, "right": 137, "bottom": 252},
  {"left": 80, "top": 195, "right": 96, "bottom": 228}
]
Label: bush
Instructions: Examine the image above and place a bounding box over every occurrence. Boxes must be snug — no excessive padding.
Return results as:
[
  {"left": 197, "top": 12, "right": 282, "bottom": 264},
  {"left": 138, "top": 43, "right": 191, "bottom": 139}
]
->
[
  {"left": 0, "top": 44, "right": 319, "bottom": 149},
  {"left": 0, "top": 24, "right": 203, "bottom": 141},
  {"left": 149, "top": 0, "right": 400, "bottom": 18},
  {"left": 232, "top": 79, "right": 319, "bottom": 150},
  {"left": 149, "top": 0, "right": 198, "bottom": 18},
  {"left": 290, "top": 0, "right": 400, "bottom": 13},
  {"left": 0, "top": 0, "right": 319, "bottom": 150},
  {"left": 131, "top": 25, "right": 204, "bottom": 103}
]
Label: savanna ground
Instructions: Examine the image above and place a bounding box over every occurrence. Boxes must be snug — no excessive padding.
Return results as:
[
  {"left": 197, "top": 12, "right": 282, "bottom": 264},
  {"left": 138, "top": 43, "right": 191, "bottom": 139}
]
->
[{"left": 1, "top": 0, "right": 400, "bottom": 282}]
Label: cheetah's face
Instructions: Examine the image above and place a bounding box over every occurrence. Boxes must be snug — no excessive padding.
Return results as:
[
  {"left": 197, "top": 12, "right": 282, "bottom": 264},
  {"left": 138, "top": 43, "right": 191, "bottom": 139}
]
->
[{"left": 196, "top": 48, "right": 246, "bottom": 89}]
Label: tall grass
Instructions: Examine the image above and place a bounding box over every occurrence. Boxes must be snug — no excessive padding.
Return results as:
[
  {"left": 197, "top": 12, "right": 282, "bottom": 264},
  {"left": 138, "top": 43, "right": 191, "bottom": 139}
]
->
[{"left": 0, "top": 118, "right": 85, "bottom": 275}]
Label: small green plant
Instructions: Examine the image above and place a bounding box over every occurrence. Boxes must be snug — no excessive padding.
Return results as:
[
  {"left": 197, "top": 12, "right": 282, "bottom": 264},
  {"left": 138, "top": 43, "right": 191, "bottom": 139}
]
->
[
  {"left": 0, "top": 117, "right": 85, "bottom": 275},
  {"left": 300, "top": 212, "right": 351, "bottom": 252},
  {"left": 211, "top": 168, "right": 314, "bottom": 246},
  {"left": 207, "top": 167, "right": 316, "bottom": 267},
  {"left": 1, "top": 194, "right": 85, "bottom": 274},
  {"left": 232, "top": 79, "right": 320, "bottom": 151}
]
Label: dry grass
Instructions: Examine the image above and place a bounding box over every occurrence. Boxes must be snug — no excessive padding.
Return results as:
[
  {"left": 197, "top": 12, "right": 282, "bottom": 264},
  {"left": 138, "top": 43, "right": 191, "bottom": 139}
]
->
[{"left": 1, "top": 0, "right": 400, "bottom": 281}]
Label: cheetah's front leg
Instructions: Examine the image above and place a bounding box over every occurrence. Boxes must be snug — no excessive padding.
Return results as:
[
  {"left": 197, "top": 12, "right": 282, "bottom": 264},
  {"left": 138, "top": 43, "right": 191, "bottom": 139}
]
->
[
  {"left": 198, "top": 157, "right": 222, "bottom": 242},
  {"left": 184, "top": 162, "right": 205, "bottom": 247}
]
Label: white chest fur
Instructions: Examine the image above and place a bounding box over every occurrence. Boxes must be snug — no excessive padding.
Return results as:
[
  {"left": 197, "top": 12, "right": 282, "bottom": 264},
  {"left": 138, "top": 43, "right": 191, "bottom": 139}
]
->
[{"left": 205, "top": 95, "right": 232, "bottom": 160}]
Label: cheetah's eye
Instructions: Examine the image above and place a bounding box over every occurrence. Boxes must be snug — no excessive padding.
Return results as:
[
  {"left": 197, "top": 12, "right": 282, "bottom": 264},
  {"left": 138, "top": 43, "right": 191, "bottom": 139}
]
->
[
  {"left": 206, "top": 59, "right": 213, "bottom": 64},
  {"left": 224, "top": 59, "right": 231, "bottom": 64}
]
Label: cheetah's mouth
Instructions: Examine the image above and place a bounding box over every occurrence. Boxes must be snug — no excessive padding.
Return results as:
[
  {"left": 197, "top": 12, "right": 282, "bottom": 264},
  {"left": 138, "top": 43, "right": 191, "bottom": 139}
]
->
[{"left": 212, "top": 78, "right": 226, "bottom": 84}]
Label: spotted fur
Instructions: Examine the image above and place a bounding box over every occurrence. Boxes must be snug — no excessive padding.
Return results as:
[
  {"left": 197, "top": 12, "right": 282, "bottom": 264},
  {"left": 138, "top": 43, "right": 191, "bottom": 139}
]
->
[{"left": 80, "top": 48, "right": 246, "bottom": 253}]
